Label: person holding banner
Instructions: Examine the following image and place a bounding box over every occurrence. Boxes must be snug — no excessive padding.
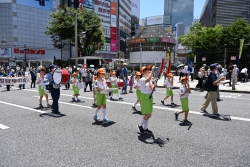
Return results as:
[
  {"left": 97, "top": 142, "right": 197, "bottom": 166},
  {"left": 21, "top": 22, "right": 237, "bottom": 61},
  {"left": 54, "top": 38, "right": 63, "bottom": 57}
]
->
[
  {"left": 45, "top": 64, "right": 61, "bottom": 115},
  {"left": 3, "top": 69, "right": 13, "bottom": 91},
  {"left": 137, "top": 66, "right": 156, "bottom": 134},
  {"left": 18, "top": 69, "right": 25, "bottom": 89},
  {"left": 36, "top": 68, "right": 51, "bottom": 108}
]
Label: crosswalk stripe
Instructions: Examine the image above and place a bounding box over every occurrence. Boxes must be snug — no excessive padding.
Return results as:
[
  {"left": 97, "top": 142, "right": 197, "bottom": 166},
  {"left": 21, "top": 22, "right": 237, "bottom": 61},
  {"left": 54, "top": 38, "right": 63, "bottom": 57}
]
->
[{"left": 0, "top": 123, "right": 9, "bottom": 130}]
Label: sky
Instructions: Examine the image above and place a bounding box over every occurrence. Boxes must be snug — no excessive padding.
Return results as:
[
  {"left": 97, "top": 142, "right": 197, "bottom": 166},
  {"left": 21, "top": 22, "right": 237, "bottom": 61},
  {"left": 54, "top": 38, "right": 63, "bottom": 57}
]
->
[{"left": 140, "top": 0, "right": 206, "bottom": 19}]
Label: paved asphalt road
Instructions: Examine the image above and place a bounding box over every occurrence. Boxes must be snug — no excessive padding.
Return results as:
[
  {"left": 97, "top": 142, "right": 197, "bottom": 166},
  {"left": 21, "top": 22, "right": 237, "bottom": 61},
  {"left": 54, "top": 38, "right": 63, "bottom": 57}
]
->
[{"left": 0, "top": 86, "right": 250, "bottom": 167}]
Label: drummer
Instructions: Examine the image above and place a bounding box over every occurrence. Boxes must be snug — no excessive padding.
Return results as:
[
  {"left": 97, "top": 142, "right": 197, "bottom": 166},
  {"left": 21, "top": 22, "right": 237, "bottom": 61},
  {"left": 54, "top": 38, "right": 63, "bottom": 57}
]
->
[
  {"left": 137, "top": 66, "right": 156, "bottom": 134},
  {"left": 109, "top": 71, "right": 123, "bottom": 101},
  {"left": 36, "top": 68, "right": 51, "bottom": 108},
  {"left": 45, "top": 64, "right": 61, "bottom": 115},
  {"left": 93, "top": 68, "right": 110, "bottom": 123}
]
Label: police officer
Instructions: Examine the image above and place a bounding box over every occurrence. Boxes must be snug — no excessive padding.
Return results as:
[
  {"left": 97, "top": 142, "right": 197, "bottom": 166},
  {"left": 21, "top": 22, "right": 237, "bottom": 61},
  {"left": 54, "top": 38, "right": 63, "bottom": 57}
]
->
[{"left": 45, "top": 64, "right": 61, "bottom": 115}]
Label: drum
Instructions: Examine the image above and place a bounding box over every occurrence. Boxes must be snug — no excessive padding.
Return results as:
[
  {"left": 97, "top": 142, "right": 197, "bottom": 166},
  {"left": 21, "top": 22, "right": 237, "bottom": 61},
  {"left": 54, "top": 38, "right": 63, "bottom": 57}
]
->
[
  {"left": 61, "top": 69, "right": 70, "bottom": 85},
  {"left": 53, "top": 69, "right": 62, "bottom": 84}
]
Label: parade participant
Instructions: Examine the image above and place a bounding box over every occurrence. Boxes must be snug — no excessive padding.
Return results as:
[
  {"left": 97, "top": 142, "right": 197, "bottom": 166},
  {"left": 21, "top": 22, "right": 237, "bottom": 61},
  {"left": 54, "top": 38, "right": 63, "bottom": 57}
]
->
[
  {"left": 137, "top": 66, "right": 156, "bottom": 134},
  {"left": 18, "top": 68, "right": 25, "bottom": 89},
  {"left": 70, "top": 72, "right": 81, "bottom": 102},
  {"left": 161, "top": 73, "right": 175, "bottom": 107},
  {"left": 3, "top": 69, "right": 12, "bottom": 91},
  {"left": 36, "top": 68, "right": 51, "bottom": 108},
  {"left": 174, "top": 77, "right": 191, "bottom": 123},
  {"left": 132, "top": 71, "right": 141, "bottom": 111},
  {"left": 92, "top": 75, "right": 98, "bottom": 107},
  {"left": 30, "top": 66, "right": 37, "bottom": 88},
  {"left": 121, "top": 63, "right": 128, "bottom": 94},
  {"left": 93, "top": 68, "right": 110, "bottom": 123},
  {"left": 128, "top": 75, "right": 134, "bottom": 93},
  {"left": 109, "top": 71, "right": 123, "bottom": 101},
  {"left": 45, "top": 64, "right": 61, "bottom": 114},
  {"left": 200, "top": 64, "right": 225, "bottom": 116}
]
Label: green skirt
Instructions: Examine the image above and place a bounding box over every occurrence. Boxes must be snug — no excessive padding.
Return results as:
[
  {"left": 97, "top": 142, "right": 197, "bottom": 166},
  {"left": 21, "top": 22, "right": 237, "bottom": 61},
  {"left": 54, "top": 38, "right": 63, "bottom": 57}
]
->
[
  {"left": 111, "top": 85, "right": 118, "bottom": 94},
  {"left": 140, "top": 93, "right": 153, "bottom": 115},
  {"left": 136, "top": 89, "right": 141, "bottom": 101}
]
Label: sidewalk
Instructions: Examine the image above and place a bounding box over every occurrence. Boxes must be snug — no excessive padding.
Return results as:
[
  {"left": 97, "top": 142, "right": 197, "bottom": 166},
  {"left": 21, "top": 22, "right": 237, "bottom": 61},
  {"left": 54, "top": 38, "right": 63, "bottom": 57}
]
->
[{"left": 156, "top": 76, "right": 250, "bottom": 93}]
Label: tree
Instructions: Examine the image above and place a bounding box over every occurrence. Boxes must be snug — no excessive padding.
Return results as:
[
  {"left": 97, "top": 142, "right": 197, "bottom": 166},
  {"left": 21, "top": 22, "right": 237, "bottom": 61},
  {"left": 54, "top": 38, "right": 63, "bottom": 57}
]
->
[
  {"left": 178, "top": 19, "right": 250, "bottom": 67},
  {"left": 46, "top": 6, "right": 105, "bottom": 57}
]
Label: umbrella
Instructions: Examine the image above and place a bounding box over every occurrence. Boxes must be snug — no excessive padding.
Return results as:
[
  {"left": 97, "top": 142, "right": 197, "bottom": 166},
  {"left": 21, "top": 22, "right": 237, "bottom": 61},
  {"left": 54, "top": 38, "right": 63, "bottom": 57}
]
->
[
  {"left": 177, "top": 64, "right": 185, "bottom": 68},
  {"left": 89, "top": 65, "right": 95, "bottom": 68}
]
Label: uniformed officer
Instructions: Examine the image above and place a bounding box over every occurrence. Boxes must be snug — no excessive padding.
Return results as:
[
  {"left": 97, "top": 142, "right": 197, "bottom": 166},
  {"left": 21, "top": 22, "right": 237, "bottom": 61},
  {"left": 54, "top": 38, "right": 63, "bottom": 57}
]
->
[{"left": 45, "top": 64, "right": 61, "bottom": 115}]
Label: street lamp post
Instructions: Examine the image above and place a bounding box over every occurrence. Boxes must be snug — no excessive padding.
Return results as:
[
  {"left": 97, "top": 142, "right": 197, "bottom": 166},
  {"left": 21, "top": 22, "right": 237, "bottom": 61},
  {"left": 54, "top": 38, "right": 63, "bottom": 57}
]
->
[
  {"left": 140, "top": 43, "right": 142, "bottom": 68},
  {"left": 24, "top": 44, "right": 29, "bottom": 68},
  {"left": 74, "top": 13, "right": 78, "bottom": 67}
]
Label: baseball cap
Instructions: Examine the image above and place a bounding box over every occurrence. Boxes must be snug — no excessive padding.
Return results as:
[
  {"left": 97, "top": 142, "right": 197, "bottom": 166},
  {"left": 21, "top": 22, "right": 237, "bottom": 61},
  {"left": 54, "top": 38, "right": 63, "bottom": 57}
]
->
[
  {"left": 210, "top": 64, "right": 217, "bottom": 70},
  {"left": 49, "top": 64, "right": 55, "bottom": 69},
  {"left": 180, "top": 77, "right": 189, "bottom": 81},
  {"left": 97, "top": 68, "right": 106, "bottom": 74},
  {"left": 167, "top": 73, "right": 173, "bottom": 77}
]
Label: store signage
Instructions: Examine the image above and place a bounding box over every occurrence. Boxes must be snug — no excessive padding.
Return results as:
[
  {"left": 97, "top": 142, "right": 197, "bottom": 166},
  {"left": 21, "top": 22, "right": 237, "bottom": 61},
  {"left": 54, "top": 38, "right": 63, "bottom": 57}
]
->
[
  {"left": 160, "top": 38, "right": 176, "bottom": 44},
  {"left": 111, "top": 27, "right": 116, "bottom": 39},
  {"left": 111, "top": 15, "right": 116, "bottom": 27},
  {"left": 128, "top": 38, "right": 146, "bottom": 44},
  {"left": 146, "top": 38, "right": 160, "bottom": 42},
  {"left": 111, "top": 2, "right": 116, "bottom": 15},
  {"left": 0, "top": 48, "right": 11, "bottom": 58},
  {"left": 111, "top": 39, "right": 117, "bottom": 52},
  {"left": 14, "top": 48, "right": 45, "bottom": 55},
  {"left": 105, "top": 37, "right": 111, "bottom": 43},
  {"left": 94, "top": 0, "right": 110, "bottom": 17}
]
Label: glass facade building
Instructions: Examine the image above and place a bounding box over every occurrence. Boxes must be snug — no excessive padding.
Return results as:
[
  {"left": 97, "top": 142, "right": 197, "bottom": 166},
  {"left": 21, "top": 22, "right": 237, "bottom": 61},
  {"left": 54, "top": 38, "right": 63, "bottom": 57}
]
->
[
  {"left": 164, "top": 0, "right": 194, "bottom": 26},
  {"left": 200, "top": 0, "right": 250, "bottom": 27}
]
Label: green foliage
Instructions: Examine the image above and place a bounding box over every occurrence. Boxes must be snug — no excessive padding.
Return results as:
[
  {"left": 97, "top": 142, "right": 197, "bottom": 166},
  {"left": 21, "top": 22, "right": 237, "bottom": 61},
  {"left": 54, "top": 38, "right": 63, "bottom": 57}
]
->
[
  {"left": 46, "top": 6, "right": 105, "bottom": 57},
  {"left": 179, "top": 19, "right": 250, "bottom": 67}
]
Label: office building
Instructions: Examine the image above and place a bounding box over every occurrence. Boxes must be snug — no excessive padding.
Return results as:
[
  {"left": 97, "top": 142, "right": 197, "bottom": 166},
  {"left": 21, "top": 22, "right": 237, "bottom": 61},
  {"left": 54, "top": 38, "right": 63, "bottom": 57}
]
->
[
  {"left": 200, "top": 0, "right": 250, "bottom": 27},
  {"left": 164, "top": 0, "right": 194, "bottom": 26}
]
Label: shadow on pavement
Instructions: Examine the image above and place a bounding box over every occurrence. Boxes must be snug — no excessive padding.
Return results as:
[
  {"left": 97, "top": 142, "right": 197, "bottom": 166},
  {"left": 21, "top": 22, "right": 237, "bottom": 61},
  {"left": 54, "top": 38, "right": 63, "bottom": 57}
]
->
[
  {"left": 164, "top": 104, "right": 180, "bottom": 108},
  {"left": 203, "top": 113, "right": 231, "bottom": 121},
  {"left": 132, "top": 110, "right": 142, "bottom": 115},
  {"left": 39, "top": 113, "right": 66, "bottom": 118},
  {"left": 92, "top": 120, "right": 116, "bottom": 127},
  {"left": 137, "top": 133, "right": 169, "bottom": 147}
]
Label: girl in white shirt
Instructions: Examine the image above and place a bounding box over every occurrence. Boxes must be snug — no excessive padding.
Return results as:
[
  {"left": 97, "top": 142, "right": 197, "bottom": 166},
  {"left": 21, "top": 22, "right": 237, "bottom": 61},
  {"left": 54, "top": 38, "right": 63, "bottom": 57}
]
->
[
  {"left": 132, "top": 71, "right": 141, "bottom": 111},
  {"left": 110, "top": 71, "right": 123, "bottom": 100},
  {"left": 137, "top": 66, "right": 156, "bottom": 134},
  {"left": 70, "top": 72, "right": 81, "bottom": 102},
  {"left": 93, "top": 68, "right": 110, "bottom": 123},
  {"left": 161, "top": 73, "right": 175, "bottom": 106}
]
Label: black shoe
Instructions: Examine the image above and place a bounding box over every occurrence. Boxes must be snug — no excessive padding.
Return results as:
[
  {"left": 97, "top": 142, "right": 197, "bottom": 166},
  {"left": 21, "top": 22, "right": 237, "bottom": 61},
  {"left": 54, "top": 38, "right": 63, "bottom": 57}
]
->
[
  {"left": 52, "top": 111, "right": 61, "bottom": 115},
  {"left": 144, "top": 129, "right": 153, "bottom": 134},
  {"left": 183, "top": 119, "right": 191, "bottom": 123},
  {"left": 39, "top": 104, "right": 43, "bottom": 109},
  {"left": 137, "top": 124, "right": 144, "bottom": 134},
  {"left": 161, "top": 100, "right": 164, "bottom": 105},
  {"left": 132, "top": 106, "right": 137, "bottom": 111},
  {"left": 213, "top": 114, "right": 220, "bottom": 117},
  {"left": 174, "top": 111, "right": 179, "bottom": 120},
  {"left": 171, "top": 103, "right": 175, "bottom": 107},
  {"left": 200, "top": 109, "right": 208, "bottom": 113}
]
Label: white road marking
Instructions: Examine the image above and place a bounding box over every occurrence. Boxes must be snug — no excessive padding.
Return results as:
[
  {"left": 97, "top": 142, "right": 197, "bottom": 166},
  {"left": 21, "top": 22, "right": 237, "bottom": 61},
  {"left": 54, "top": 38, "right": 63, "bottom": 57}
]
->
[
  {"left": 15, "top": 89, "right": 250, "bottom": 122},
  {"left": 0, "top": 123, "right": 9, "bottom": 130}
]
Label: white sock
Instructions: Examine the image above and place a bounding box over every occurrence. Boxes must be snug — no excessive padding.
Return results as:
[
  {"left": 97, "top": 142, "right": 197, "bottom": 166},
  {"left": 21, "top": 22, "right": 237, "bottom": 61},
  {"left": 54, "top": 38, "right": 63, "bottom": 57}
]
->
[
  {"left": 133, "top": 101, "right": 138, "bottom": 107},
  {"left": 139, "top": 118, "right": 146, "bottom": 127},
  {"left": 72, "top": 96, "right": 75, "bottom": 99},
  {"left": 103, "top": 108, "right": 107, "bottom": 119},
  {"left": 144, "top": 120, "right": 149, "bottom": 130},
  {"left": 94, "top": 108, "right": 99, "bottom": 116},
  {"left": 118, "top": 94, "right": 121, "bottom": 98},
  {"left": 75, "top": 97, "right": 78, "bottom": 101}
]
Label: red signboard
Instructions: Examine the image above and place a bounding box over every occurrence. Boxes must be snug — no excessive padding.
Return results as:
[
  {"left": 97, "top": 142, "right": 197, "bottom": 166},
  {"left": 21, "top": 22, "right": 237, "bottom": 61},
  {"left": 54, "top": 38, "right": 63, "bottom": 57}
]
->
[
  {"left": 14, "top": 48, "right": 45, "bottom": 55},
  {"left": 111, "top": 27, "right": 116, "bottom": 40}
]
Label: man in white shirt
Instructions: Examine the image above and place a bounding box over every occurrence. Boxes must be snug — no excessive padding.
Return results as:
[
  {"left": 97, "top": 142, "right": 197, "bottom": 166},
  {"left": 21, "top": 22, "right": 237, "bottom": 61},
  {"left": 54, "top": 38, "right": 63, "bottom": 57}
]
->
[
  {"left": 240, "top": 67, "right": 248, "bottom": 82},
  {"left": 183, "top": 64, "right": 189, "bottom": 77},
  {"left": 232, "top": 64, "right": 239, "bottom": 90}
]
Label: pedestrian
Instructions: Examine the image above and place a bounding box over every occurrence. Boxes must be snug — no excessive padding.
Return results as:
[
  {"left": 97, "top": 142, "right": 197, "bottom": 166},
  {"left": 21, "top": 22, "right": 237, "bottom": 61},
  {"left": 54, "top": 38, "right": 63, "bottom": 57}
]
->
[
  {"left": 137, "top": 66, "right": 156, "bottom": 134},
  {"left": 190, "top": 65, "right": 194, "bottom": 81},
  {"left": 109, "top": 71, "right": 123, "bottom": 101},
  {"left": 161, "top": 73, "right": 175, "bottom": 107},
  {"left": 174, "top": 77, "right": 191, "bottom": 123},
  {"left": 128, "top": 75, "right": 134, "bottom": 93},
  {"left": 232, "top": 64, "right": 239, "bottom": 90},
  {"left": 3, "top": 69, "right": 12, "bottom": 91},
  {"left": 240, "top": 67, "right": 248, "bottom": 82},
  {"left": 18, "top": 68, "right": 25, "bottom": 89},
  {"left": 200, "top": 64, "right": 225, "bottom": 116},
  {"left": 30, "top": 66, "right": 37, "bottom": 88},
  {"left": 132, "top": 71, "right": 141, "bottom": 111},
  {"left": 45, "top": 64, "right": 61, "bottom": 115},
  {"left": 121, "top": 63, "right": 128, "bottom": 94},
  {"left": 36, "top": 68, "right": 51, "bottom": 108},
  {"left": 92, "top": 75, "right": 98, "bottom": 107},
  {"left": 183, "top": 64, "right": 189, "bottom": 77},
  {"left": 70, "top": 72, "right": 81, "bottom": 102},
  {"left": 227, "top": 63, "right": 233, "bottom": 86},
  {"left": 93, "top": 68, "right": 110, "bottom": 123},
  {"left": 65, "top": 67, "right": 71, "bottom": 89},
  {"left": 85, "top": 69, "right": 93, "bottom": 91}
]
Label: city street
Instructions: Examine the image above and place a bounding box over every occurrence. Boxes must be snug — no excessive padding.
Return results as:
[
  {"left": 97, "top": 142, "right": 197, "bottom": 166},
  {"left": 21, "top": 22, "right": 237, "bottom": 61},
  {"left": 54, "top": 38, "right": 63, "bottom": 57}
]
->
[{"left": 0, "top": 86, "right": 250, "bottom": 167}]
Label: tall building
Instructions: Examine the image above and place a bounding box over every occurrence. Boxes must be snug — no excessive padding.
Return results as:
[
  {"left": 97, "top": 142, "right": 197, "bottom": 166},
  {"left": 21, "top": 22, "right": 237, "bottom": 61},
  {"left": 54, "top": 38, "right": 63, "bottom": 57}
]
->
[
  {"left": 164, "top": 0, "right": 194, "bottom": 26},
  {"left": 0, "top": 0, "right": 68, "bottom": 67},
  {"left": 200, "top": 0, "right": 250, "bottom": 27}
]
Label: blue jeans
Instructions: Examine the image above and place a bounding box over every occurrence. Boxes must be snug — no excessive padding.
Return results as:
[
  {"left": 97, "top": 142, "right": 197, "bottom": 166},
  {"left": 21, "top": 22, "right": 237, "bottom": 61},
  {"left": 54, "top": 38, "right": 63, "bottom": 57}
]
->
[
  {"left": 49, "top": 86, "right": 60, "bottom": 113},
  {"left": 122, "top": 77, "right": 128, "bottom": 92}
]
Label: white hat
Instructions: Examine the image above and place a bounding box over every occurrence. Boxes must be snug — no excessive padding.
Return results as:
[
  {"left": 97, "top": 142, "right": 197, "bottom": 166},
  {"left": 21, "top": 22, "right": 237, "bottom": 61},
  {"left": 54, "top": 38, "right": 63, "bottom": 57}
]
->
[
  {"left": 234, "top": 64, "right": 237, "bottom": 66},
  {"left": 123, "top": 63, "right": 127, "bottom": 66}
]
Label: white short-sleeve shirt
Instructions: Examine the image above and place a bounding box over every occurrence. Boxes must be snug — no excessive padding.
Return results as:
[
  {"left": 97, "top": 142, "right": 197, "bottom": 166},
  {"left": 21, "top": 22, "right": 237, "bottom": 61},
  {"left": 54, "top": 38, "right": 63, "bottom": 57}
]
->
[
  {"left": 140, "top": 77, "right": 152, "bottom": 94},
  {"left": 96, "top": 79, "right": 106, "bottom": 90},
  {"left": 179, "top": 84, "right": 189, "bottom": 98},
  {"left": 110, "top": 76, "right": 118, "bottom": 86},
  {"left": 164, "top": 79, "right": 172, "bottom": 88},
  {"left": 133, "top": 78, "right": 141, "bottom": 89}
]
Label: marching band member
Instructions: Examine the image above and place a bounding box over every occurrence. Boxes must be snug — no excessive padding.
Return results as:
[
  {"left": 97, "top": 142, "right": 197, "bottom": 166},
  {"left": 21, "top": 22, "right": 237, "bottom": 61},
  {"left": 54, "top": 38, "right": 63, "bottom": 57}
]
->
[
  {"left": 93, "top": 68, "right": 110, "bottom": 123},
  {"left": 18, "top": 68, "right": 25, "bottom": 89},
  {"left": 161, "top": 73, "right": 175, "bottom": 106},
  {"left": 137, "top": 66, "right": 156, "bottom": 134},
  {"left": 45, "top": 64, "right": 61, "bottom": 115},
  {"left": 92, "top": 75, "right": 98, "bottom": 107},
  {"left": 70, "top": 72, "right": 81, "bottom": 102},
  {"left": 110, "top": 71, "right": 123, "bottom": 101},
  {"left": 36, "top": 68, "right": 51, "bottom": 108},
  {"left": 132, "top": 71, "right": 141, "bottom": 111}
]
